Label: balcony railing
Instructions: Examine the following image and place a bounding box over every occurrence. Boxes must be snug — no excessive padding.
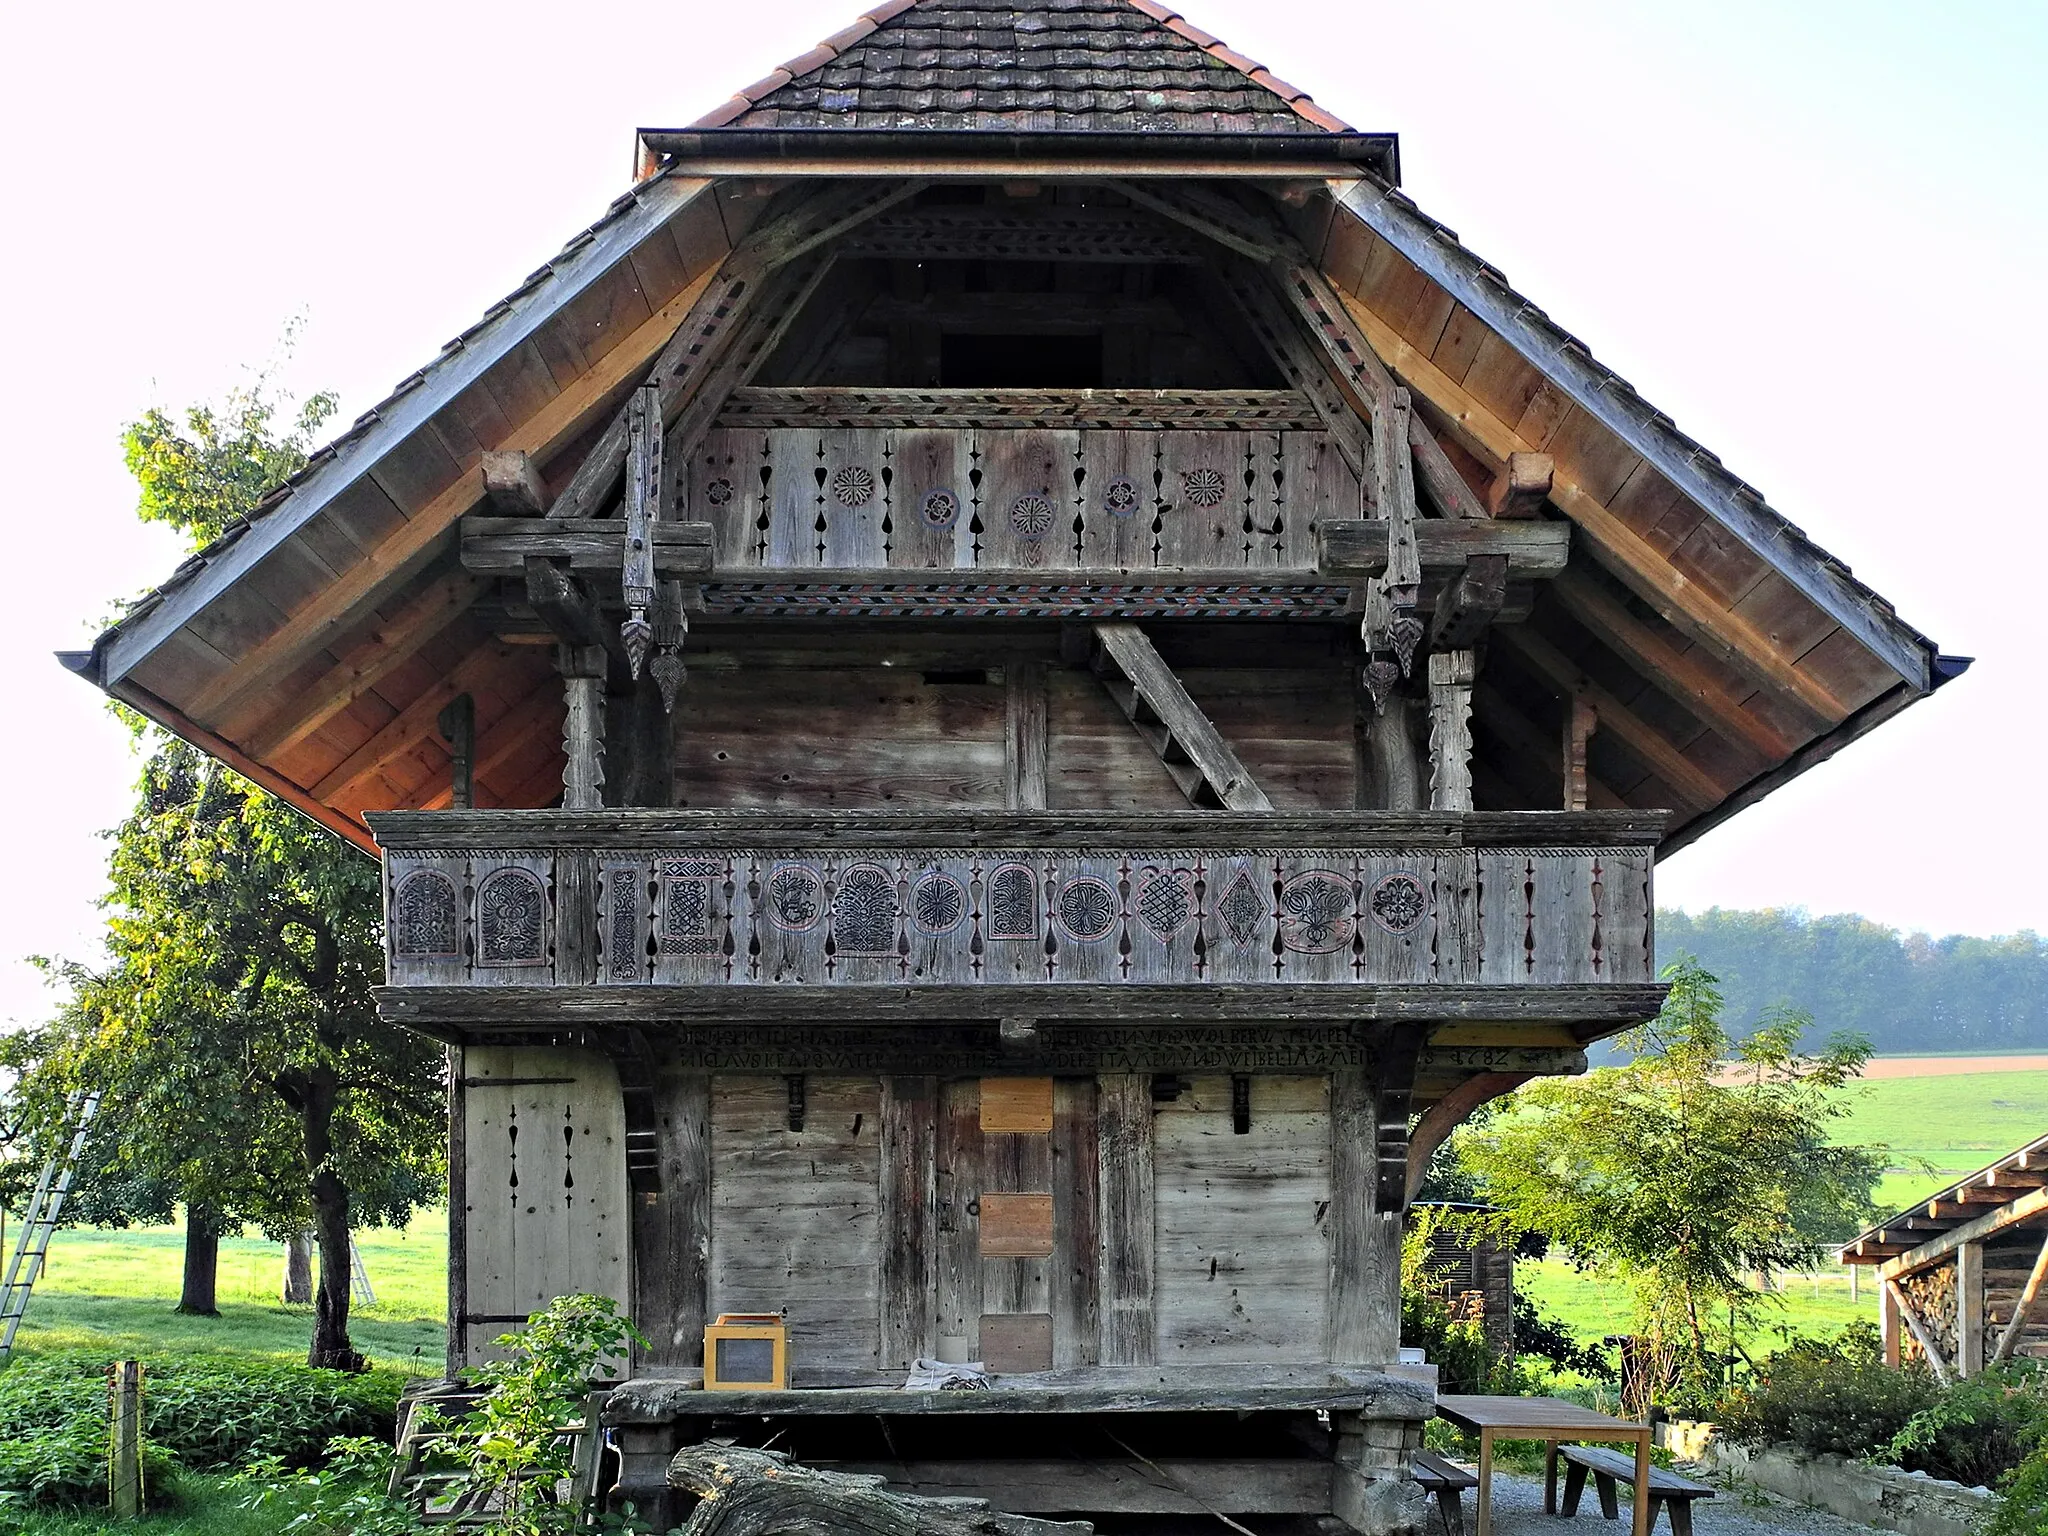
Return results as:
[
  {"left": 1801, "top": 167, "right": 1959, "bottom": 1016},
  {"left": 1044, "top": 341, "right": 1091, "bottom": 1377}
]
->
[{"left": 370, "top": 812, "right": 1660, "bottom": 1023}]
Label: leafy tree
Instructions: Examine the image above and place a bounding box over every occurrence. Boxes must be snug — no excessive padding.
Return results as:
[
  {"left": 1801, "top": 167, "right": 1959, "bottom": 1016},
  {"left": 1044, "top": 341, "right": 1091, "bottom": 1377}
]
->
[
  {"left": 1458, "top": 959, "right": 1887, "bottom": 1410},
  {"left": 2, "top": 361, "right": 443, "bottom": 1365}
]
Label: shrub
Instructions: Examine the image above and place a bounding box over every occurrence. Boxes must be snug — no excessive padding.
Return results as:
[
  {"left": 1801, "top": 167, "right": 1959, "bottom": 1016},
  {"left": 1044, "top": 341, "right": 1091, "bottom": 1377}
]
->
[
  {"left": 0, "top": 1352, "right": 401, "bottom": 1510},
  {"left": 1718, "top": 1323, "right": 1939, "bottom": 1458},
  {"left": 1886, "top": 1364, "right": 2048, "bottom": 1488},
  {"left": 1991, "top": 1443, "right": 2048, "bottom": 1536}
]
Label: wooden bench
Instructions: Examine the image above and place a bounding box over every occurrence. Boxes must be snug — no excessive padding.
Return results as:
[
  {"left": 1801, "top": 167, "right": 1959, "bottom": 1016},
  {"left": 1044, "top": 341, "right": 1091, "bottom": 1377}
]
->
[
  {"left": 1546, "top": 1444, "right": 1715, "bottom": 1536},
  {"left": 1413, "top": 1449, "right": 1480, "bottom": 1536}
]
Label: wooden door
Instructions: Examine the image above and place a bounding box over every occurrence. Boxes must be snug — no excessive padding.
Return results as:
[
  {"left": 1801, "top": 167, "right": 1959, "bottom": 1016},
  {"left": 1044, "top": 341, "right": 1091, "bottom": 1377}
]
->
[{"left": 919, "top": 1076, "right": 1099, "bottom": 1374}]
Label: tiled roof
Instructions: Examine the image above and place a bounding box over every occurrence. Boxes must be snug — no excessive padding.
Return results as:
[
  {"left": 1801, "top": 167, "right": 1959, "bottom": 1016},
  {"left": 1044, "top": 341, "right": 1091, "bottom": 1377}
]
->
[{"left": 696, "top": 0, "right": 1349, "bottom": 133}]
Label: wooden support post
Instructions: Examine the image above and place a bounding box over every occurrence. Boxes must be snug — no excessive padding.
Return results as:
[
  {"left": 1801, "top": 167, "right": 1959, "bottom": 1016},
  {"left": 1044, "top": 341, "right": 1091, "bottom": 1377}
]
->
[
  {"left": 1329, "top": 1069, "right": 1400, "bottom": 1364},
  {"left": 1362, "top": 690, "right": 1424, "bottom": 811},
  {"left": 620, "top": 385, "right": 663, "bottom": 679},
  {"left": 1089, "top": 624, "right": 1272, "bottom": 810},
  {"left": 1488, "top": 452, "right": 1555, "bottom": 519},
  {"left": 1881, "top": 1275, "right": 1901, "bottom": 1366},
  {"left": 481, "top": 449, "right": 546, "bottom": 515},
  {"left": 445, "top": 1046, "right": 467, "bottom": 1377},
  {"left": 559, "top": 645, "right": 607, "bottom": 810},
  {"left": 1958, "top": 1242, "right": 1985, "bottom": 1376},
  {"left": 1097, "top": 1073, "right": 1155, "bottom": 1366},
  {"left": 1427, "top": 651, "right": 1477, "bottom": 812},
  {"left": 1564, "top": 696, "right": 1599, "bottom": 812},
  {"left": 110, "top": 1359, "right": 142, "bottom": 1516},
  {"left": 633, "top": 1066, "right": 710, "bottom": 1369},
  {"left": 881, "top": 1076, "right": 939, "bottom": 1371},
  {"left": 1005, "top": 659, "right": 1048, "bottom": 811},
  {"left": 436, "top": 693, "right": 474, "bottom": 810}
]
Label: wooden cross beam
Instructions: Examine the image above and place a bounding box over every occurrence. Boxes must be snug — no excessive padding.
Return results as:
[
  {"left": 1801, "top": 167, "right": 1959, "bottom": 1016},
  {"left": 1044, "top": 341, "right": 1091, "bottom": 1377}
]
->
[
  {"left": 1885, "top": 1277, "right": 1956, "bottom": 1386},
  {"left": 1087, "top": 623, "right": 1272, "bottom": 811}
]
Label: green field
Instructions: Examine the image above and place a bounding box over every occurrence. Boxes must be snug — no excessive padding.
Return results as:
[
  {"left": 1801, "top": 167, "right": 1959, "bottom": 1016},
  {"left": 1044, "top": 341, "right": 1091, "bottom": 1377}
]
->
[
  {"left": 1835, "top": 1069, "right": 2048, "bottom": 1211},
  {"left": 9, "top": 1216, "right": 448, "bottom": 1371}
]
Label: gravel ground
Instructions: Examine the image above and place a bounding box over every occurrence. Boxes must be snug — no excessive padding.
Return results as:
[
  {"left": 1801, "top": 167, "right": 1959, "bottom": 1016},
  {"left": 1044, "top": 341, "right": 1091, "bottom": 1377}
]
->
[{"left": 1474, "top": 1467, "right": 1885, "bottom": 1536}]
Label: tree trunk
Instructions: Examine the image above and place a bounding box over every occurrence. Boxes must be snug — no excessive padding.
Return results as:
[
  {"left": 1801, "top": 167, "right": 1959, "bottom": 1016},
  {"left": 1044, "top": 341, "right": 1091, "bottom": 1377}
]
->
[
  {"left": 283, "top": 1232, "right": 313, "bottom": 1304},
  {"left": 176, "top": 1205, "right": 222, "bottom": 1316},
  {"left": 302, "top": 1074, "right": 367, "bottom": 1372}
]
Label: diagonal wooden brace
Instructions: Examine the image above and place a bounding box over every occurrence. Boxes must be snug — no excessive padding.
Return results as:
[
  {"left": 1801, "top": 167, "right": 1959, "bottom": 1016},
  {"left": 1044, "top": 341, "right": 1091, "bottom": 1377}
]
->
[{"left": 1089, "top": 623, "right": 1272, "bottom": 811}]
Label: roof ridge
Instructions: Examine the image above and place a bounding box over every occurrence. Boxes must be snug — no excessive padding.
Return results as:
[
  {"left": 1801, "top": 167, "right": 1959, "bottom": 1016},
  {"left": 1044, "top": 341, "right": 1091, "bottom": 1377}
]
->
[{"left": 691, "top": 0, "right": 1351, "bottom": 133}]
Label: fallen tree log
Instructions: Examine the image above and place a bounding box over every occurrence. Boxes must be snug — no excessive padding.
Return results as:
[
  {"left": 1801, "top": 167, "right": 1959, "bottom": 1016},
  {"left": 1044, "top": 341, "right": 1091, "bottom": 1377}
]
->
[{"left": 670, "top": 1444, "right": 1094, "bottom": 1536}]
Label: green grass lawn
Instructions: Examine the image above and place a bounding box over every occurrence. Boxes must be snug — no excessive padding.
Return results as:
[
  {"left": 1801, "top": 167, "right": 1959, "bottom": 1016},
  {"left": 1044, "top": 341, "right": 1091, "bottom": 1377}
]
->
[
  {"left": 1835, "top": 1069, "right": 2048, "bottom": 1209},
  {"left": 8, "top": 1215, "right": 448, "bottom": 1373}
]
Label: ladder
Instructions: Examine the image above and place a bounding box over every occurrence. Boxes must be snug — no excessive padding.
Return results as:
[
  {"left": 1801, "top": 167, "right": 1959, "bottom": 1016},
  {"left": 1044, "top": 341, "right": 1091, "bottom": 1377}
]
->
[
  {"left": 0, "top": 1089, "right": 103, "bottom": 1363},
  {"left": 349, "top": 1237, "right": 377, "bottom": 1308}
]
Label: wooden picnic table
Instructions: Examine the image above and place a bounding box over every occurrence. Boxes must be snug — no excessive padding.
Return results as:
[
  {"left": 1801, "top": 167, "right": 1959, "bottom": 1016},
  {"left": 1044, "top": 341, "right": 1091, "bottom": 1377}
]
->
[{"left": 1435, "top": 1395, "right": 1653, "bottom": 1536}]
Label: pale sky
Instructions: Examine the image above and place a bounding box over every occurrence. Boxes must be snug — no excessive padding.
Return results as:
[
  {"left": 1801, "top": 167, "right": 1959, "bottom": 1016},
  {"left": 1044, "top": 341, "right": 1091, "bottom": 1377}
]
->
[{"left": 0, "top": 0, "right": 2040, "bottom": 1029}]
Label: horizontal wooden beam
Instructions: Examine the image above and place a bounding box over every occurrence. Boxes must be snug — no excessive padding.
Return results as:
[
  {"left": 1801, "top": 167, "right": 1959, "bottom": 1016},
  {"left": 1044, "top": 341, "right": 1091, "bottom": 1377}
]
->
[
  {"left": 1489, "top": 453, "right": 1554, "bottom": 519},
  {"left": 1495, "top": 626, "right": 1729, "bottom": 811},
  {"left": 718, "top": 387, "right": 1323, "bottom": 431},
  {"left": 461, "top": 519, "right": 711, "bottom": 576},
  {"left": 1320, "top": 518, "right": 1568, "bottom": 580},
  {"left": 1339, "top": 294, "right": 1849, "bottom": 734},
  {"left": 378, "top": 982, "right": 1672, "bottom": 1029},
  {"left": 1879, "top": 1186, "right": 2048, "bottom": 1279},
  {"left": 365, "top": 806, "right": 1667, "bottom": 852}
]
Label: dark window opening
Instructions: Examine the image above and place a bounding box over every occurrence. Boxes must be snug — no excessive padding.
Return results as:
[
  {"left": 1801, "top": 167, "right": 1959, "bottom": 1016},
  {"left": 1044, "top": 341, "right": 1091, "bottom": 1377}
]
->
[{"left": 939, "top": 333, "right": 1103, "bottom": 388}]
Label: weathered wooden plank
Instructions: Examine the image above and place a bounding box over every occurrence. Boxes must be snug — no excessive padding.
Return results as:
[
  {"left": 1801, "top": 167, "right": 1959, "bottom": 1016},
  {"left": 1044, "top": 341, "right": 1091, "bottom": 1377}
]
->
[
  {"left": 1097, "top": 1073, "right": 1155, "bottom": 1366},
  {"left": 816, "top": 1458, "right": 1330, "bottom": 1516},
  {"left": 720, "top": 387, "right": 1322, "bottom": 431},
  {"left": 633, "top": 1065, "right": 709, "bottom": 1368},
  {"left": 880, "top": 1076, "right": 937, "bottom": 1372},
  {"left": 1328, "top": 1069, "right": 1397, "bottom": 1364},
  {"left": 937, "top": 1079, "right": 984, "bottom": 1362},
  {"left": 1051, "top": 1078, "right": 1100, "bottom": 1371},
  {"left": 1155, "top": 1075, "right": 1331, "bottom": 1362},
  {"left": 709, "top": 1075, "right": 883, "bottom": 1381},
  {"left": 1005, "top": 659, "right": 1049, "bottom": 811}
]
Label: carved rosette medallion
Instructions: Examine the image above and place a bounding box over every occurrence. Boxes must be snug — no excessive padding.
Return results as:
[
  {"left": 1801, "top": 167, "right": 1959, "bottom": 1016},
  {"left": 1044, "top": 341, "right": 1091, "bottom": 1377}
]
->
[
  {"left": 920, "top": 488, "right": 960, "bottom": 530},
  {"left": 831, "top": 465, "right": 876, "bottom": 507},
  {"left": 1103, "top": 477, "right": 1139, "bottom": 517},
  {"left": 1216, "top": 865, "right": 1264, "bottom": 947},
  {"left": 704, "top": 477, "right": 735, "bottom": 507},
  {"left": 832, "top": 862, "right": 900, "bottom": 954},
  {"left": 1276, "top": 869, "right": 1355, "bottom": 954},
  {"left": 1370, "top": 871, "right": 1430, "bottom": 935},
  {"left": 475, "top": 867, "right": 546, "bottom": 966},
  {"left": 1134, "top": 867, "right": 1194, "bottom": 942},
  {"left": 660, "top": 857, "right": 721, "bottom": 956},
  {"left": 1055, "top": 876, "right": 1119, "bottom": 942},
  {"left": 1009, "top": 493, "right": 1056, "bottom": 540},
  {"left": 987, "top": 862, "right": 1039, "bottom": 940},
  {"left": 911, "top": 871, "right": 968, "bottom": 935},
  {"left": 391, "top": 870, "right": 459, "bottom": 958},
  {"left": 765, "top": 864, "right": 823, "bottom": 931},
  {"left": 1180, "top": 466, "right": 1227, "bottom": 509}
]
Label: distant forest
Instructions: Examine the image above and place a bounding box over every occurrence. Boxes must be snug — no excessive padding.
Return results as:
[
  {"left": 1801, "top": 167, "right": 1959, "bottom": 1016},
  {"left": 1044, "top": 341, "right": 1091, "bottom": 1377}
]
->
[{"left": 1655, "top": 909, "right": 2048, "bottom": 1055}]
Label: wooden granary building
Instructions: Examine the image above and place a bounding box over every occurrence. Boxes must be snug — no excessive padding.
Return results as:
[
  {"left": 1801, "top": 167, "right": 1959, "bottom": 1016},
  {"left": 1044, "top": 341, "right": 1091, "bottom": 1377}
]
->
[{"left": 66, "top": 0, "right": 1960, "bottom": 1527}]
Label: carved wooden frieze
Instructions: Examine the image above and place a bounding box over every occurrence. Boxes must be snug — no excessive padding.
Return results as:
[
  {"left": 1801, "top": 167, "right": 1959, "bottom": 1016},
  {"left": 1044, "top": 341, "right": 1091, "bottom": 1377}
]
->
[
  {"left": 383, "top": 843, "right": 1652, "bottom": 991},
  {"left": 680, "top": 425, "right": 1360, "bottom": 574}
]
